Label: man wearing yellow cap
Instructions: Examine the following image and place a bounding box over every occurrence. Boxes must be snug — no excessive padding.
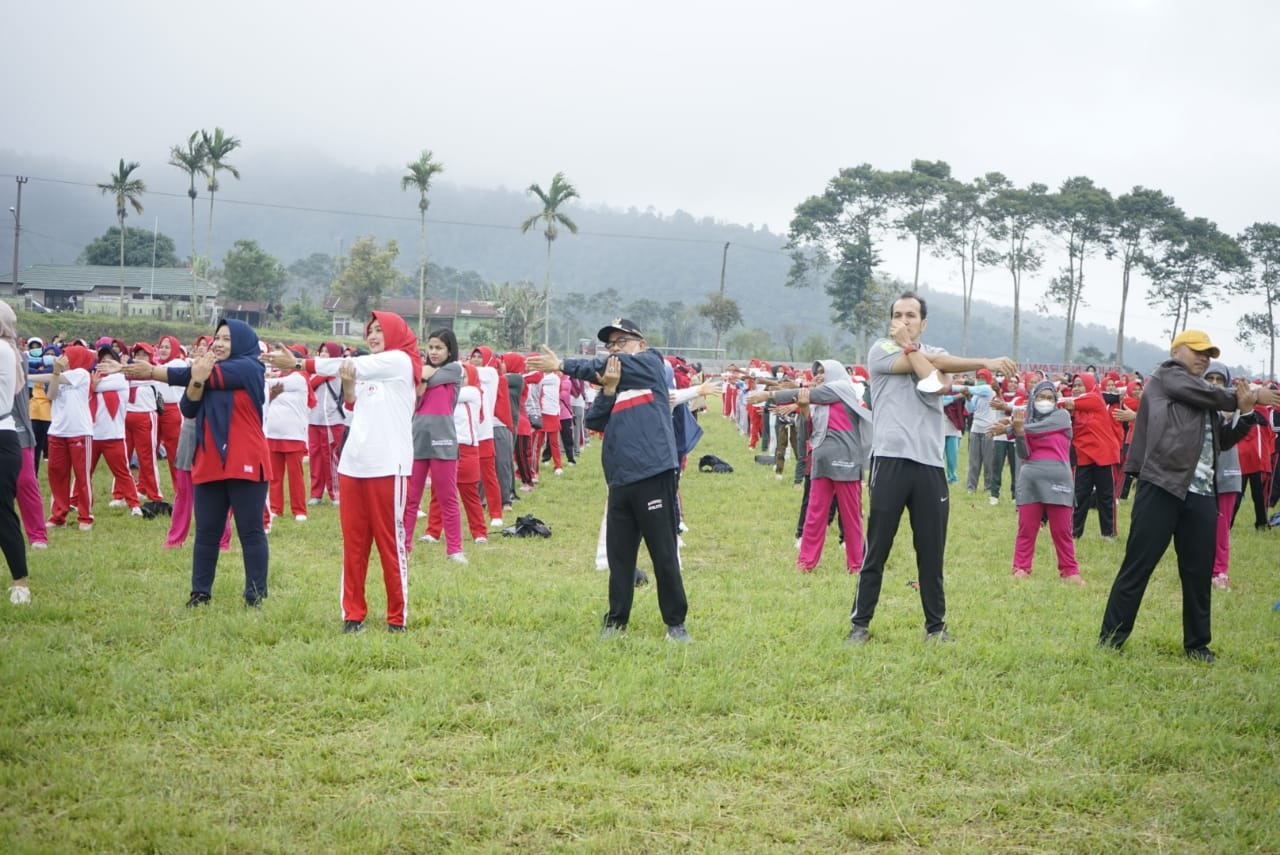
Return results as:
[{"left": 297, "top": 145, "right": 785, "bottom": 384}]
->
[{"left": 1100, "top": 330, "right": 1280, "bottom": 662}]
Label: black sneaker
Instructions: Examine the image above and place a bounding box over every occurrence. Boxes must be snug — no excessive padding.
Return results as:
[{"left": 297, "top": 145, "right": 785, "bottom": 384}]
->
[
  {"left": 387, "top": 624, "right": 406, "bottom": 633},
  {"left": 244, "top": 594, "right": 265, "bottom": 608},
  {"left": 634, "top": 570, "right": 650, "bottom": 587},
  {"left": 925, "top": 628, "right": 955, "bottom": 643},
  {"left": 665, "top": 624, "right": 692, "bottom": 644},
  {"left": 342, "top": 620, "right": 365, "bottom": 634},
  {"left": 845, "top": 625, "right": 870, "bottom": 645},
  {"left": 599, "top": 624, "right": 626, "bottom": 640},
  {"left": 1185, "top": 647, "right": 1216, "bottom": 664},
  {"left": 185, "top": 592, "right": 211, "bottom": 608}
]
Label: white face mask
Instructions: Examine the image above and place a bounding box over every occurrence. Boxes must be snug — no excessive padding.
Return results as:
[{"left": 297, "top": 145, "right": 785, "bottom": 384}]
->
[{"left": 1033, "top": 400, "right": 1055, "bottom": 415}]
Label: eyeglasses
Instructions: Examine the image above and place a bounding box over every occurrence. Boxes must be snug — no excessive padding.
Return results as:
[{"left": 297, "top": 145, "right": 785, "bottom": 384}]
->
[{"left": 605, "top": 336, "right": 640, "bottom": 351}]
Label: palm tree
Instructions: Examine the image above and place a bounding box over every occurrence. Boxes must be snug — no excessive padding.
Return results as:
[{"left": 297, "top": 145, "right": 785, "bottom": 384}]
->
[
  {"left": 200, "top": 127, "right": 241, "bottom": 316},
  {"left": 169, "top": 131, "right": 207, "bottom": 318},
  {"left": 96, "top": 159, "right": 146, "bottom": 318},
  {"left": 520, "top": 172, "right": 579, "bottom": 344},
  {"left": 401, "top": 150, "right": 444, "bottom": 342}
]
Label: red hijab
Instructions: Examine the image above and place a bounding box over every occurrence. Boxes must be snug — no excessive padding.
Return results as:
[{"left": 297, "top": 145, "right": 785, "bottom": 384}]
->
[{"left": 369, "top": 311, "right": 421, "bottom": 385}]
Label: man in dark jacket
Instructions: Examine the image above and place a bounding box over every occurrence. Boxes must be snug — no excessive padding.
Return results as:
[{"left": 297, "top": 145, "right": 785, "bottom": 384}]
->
[
  {"left": 529, "top": 319, "right": 690, "bottom": 643},
  {"left": 1099, "top": 329, "right": 1279, "bottom": 662}
]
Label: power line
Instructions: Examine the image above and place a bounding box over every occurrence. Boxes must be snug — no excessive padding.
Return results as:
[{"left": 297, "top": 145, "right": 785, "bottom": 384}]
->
[{"left": 0, "top": 172, "right": 791, "bottom": 255}]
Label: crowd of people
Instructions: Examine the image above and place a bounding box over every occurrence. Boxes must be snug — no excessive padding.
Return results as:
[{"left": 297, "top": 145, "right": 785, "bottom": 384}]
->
[
  {"left": 4, "top": 294, "right": 1279, "bottom": 661},
  {"left": 722, "top": 294, "right": 1280, "bottom": 662}
]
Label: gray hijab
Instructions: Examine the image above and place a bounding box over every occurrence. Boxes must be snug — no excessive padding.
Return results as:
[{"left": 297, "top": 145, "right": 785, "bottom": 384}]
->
[{"left": 1025, "top": 380, "right": 1071, "bottom": 434}]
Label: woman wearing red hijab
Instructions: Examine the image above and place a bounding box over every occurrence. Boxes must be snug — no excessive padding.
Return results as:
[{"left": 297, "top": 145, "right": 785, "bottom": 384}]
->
[
  {"left": 1063, "top": 372, "right": 1122, "bottom": 540},
  {"left": 268, "top": 312, "right": 419, "bottom": 632},
  {"left": 30, "top": 345, "right": 96, "bottom": 530}
]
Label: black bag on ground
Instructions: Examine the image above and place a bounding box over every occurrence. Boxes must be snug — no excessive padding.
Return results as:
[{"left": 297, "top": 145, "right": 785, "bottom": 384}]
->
[
  {"left": 502, "top": 514, "right": 552, "bottom": 538},
  {"left": 140, "top": 500, "right": 174, "bottom": 519},
  {"left": 698, "top": 454, "right": 734, "bottom": 474}
]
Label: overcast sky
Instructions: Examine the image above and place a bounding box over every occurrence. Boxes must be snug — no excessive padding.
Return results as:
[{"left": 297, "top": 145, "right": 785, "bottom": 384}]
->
[{"left": 4, "top": 0, "right": 1279, "bottom": 367}]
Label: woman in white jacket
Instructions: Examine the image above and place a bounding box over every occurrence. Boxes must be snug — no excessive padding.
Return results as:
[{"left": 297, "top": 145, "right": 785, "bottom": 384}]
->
[{"left": 267, "top": 312, "right": 418, "bottom": 633}]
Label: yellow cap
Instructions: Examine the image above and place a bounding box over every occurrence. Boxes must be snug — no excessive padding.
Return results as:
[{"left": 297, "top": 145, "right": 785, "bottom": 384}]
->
[{"left": 1170, "top": 329, "right": 1220, "bottom": 358}]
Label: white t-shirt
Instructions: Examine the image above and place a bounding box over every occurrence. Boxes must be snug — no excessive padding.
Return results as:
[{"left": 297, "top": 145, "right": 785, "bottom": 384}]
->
[
  {"left": 50, "top": 367, "right": 93, "bottom": 438},
  {"left": 264, "top": 371, "right": 309, "bottom": 442},
  {"left": 474, "top": 365, "right": 498, "bottom": 442},
  {"left": 314, "top": 352, "right": 414, "bottom": 478},
  {"left": 91, "top": 373, "right": 128, "bottom": 441}
]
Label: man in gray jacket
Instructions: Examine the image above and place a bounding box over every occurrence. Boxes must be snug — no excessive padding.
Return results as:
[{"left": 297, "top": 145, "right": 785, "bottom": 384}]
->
[{"left": 1099, "top": 329, "right": 1279, "bottom": 663}]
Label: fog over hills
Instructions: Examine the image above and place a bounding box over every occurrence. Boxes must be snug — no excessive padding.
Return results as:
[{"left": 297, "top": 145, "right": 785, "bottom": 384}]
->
[{"left": 2, "top": 149, "right": 1171, "bottom": 369}]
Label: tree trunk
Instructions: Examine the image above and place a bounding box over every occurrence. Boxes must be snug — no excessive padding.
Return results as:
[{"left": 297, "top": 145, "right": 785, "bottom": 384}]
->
[
  {"left": 190, "top": 190, "right": 198, "bottom": 322},
  {"left": 542, "top": 238, "right": 553, "bottom": 346},
  {"left": 118, "top": 213, "right": 127, "bottom": 319},
  {"left": 418, "top": 212, "right": 427, "bottom": 343},
  {"left": 1268, "top": 290, "right": 1276, "bottom": 380},
  {"left": 1116, "top": 257, "right": 1131, "bottom": 368}
]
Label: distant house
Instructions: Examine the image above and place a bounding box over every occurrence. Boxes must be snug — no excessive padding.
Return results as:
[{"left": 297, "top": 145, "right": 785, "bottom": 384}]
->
[
  {"left": 0, "top": 264, "right": 217, "bottom": 319},
  {"left": 324, "top": 295, "right": 502, "bottom": 343}
]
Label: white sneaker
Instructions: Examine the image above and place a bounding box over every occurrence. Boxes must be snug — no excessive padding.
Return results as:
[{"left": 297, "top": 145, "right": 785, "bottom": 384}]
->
[
  {"left": 108, "top": 499, "right": 127, "bottom": 509},
  {"left": 475, "top": 537, "right": 488, "bottom": 544},
  {"left": 130, "top": 507, "right": 144, "bottom": 517},
  {"left": 419, "top": 534, "right": 439, "bottom": 544},
  {"left": 416, "top": 509, "right": 427, "bottom": 519},
  {"left": 554, "top": 468, "right": 563, "bottom": 476},
  {"left": 331, "top": 499, "right": 339, "bottom": 507},
  {"left": 489, "top": 518, "right": 505, "bottom": 528},
  {"left": 678, "top": 521, "right": 689, "bottom": 533},
  {"left": 448, "top": 552, "right": 469, "bottom": 564},
  {"left": 989, "top": 496, "right": 999, "bottom": 506},
  {"left": 294, "top": 514, "right": 308, "bottom": 522},
  {"left": 9, "top": 585, "right": 31, "bottom": 605},
  {"left": 306, "top": 498, "right": 322, "bottom": 506},
  {"left": 30, "top": 542, "right": 48, "bottom": 549}
]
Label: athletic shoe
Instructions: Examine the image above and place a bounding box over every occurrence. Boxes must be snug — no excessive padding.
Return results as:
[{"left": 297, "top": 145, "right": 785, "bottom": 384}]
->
[
  {"left": 925, "top": 629, "right": 955, "bottom": 643},
  {"left": 130, "top": 507, "right": 143, "bottom": 517},
  {"left": 108, "top": 499, "right": 127, "bottom": 508},
  {"left": 448, "top": 552, "right": 469, "bottom": 565},
  {"left": 665, "top": 624, "right": 692, "bottom": 644},
  {"left": 9, "top": 586, "right": 31, "bottom": 605},
  {"left": 599, "top": 624, "right": 626, "bottom": 640},
  {"left": 330, "top": 499, "right": 339, "bottom": 507},
  {"left": 46, "top": 520, "right": 65, "bottom": 529},
  {"left": 634, "top": 569, "right": 649, "bottom": 587},
  {"left": 988, "top": 496, "right": 999, "bottom": 506},
  {"left": 30, "top": 542, "right": 48, "bottom": 550},
  {"left": 595, "top": 558, "right": 609, "bottom": 571},
  {"left": 78, "top": 523, "right": 93, "bottom": 532},
  {"left": 306, "top": 498, "right": 322, "bottom": 506},
  {"left": 1212, "top": 575, "right": 1230, "bottom": 591},
  {"left": 387, "top": 624, "right": 406, "bottom": 633},
  {"left": 1100, "top": 535, "right": 1118, "bottom": 543},
  {"left": 1185, "top": 647, "right": 1216, "bottom": 664},
  {"left": 1012, "top": 569, "right": 1032, "bottom": 579},
  {"left": 489, "top": 518, "right": 505, "bottom": 529},
  {"left": 554, "top": 468, "right": 563, "bottom": 476},
  {"left": 294, "top": 514, "right": 308, "bottom": 522},
  {"left": 185, "top": 592, "right": 211, "bottom": 608},
  {"left": 474, "top": 537, "right": 488, "bottom": 544},
  {"left": 1062, "top": 574, "right": 1086, "bottom": 586},
  {"left": 844, "top": 626, "right": 870, "bottom": 646},
  {"left": 419, "top": 534, "right": 439, "bottom": 544},
  {"left": 678, "top": 521, "right": 689, "bottom": 533},
  {"left": 342, "top": 620, "right": 365, "bottom": 634},
  {"left": 519, "top": 484, "right": 535, "bottom": 493},
  {"left": 416, "top": 509, "right": 427, "bottom": 519},
  {"left": 244, "top": 594, "right": 264, "bottom": 609}
]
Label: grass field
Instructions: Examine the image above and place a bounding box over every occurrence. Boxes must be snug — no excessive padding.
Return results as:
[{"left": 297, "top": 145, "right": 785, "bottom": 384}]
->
[{"left": 2, "top": 412, "right": 1278, "bottom": 852}]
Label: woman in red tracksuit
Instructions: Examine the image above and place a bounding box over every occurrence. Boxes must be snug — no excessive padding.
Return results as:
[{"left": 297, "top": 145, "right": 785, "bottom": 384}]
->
[
  {"left": 122, "top": 343, "right": 165, "bottom": 503},
  {"left": 1233, "top": 400, "right": 1276, "bottom": 531},
  {"left": 1065, "top": 373, "right": 1122, "bottom": 540}
]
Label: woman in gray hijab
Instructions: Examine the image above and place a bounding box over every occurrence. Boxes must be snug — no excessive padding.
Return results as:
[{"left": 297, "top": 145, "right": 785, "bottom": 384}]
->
[
  {"left": 753, "top": 359, "right": 872, "bottom": 573},
  {"left": 1003, "top": 379, "right": 1082, "bottom": 584}
]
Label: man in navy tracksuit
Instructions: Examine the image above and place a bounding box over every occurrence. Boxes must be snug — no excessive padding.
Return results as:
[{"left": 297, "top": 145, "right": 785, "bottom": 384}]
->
[{"left": 529, "top": 319, "right": 690, "bottom": 642}]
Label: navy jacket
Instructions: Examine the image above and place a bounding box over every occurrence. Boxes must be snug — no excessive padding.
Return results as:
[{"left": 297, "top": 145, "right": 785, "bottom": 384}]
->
[{"left": 563, "top": 348, "right": 677, "bottom": 488}]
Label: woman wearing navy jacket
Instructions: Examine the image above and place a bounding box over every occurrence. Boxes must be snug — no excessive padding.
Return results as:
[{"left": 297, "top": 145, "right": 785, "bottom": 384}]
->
[{"left": 119, "top": 319, "right": 271, "bottom": 607}]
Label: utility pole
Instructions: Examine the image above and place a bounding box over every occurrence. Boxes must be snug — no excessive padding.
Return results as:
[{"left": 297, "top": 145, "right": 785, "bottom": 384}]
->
[
  {"left": 719, "top": 241, "right": 730, "bottom": 295},
  {"left": 10, "top": 176, "right": 27, "bottom": 297}
]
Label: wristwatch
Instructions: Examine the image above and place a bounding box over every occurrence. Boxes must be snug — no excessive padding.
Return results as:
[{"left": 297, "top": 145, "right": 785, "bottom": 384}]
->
[
  {"left": 902, "top": 342, "right": 921, "bottom": 355},
  {"left": 295, "top": 359, "right": 304, "bottom": 371},
  {"left": 191, "top": 380, "right": 204, "bottom": 389}
]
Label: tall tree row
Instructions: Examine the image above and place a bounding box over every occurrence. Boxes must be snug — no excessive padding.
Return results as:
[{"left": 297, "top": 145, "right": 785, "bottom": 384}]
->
[{"left": 787, "top": 160, "right": 1273, "bottom": 372}]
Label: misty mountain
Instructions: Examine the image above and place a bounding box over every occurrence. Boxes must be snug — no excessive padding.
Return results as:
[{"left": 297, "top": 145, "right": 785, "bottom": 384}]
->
[{"left": 2, "top": 149, "right": 1167, "bottom": 368}]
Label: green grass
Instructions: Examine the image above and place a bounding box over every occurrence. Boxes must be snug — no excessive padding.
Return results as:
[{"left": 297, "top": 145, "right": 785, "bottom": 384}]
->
[{"left": 3, "top": 414, "right": 1278, "bottom": 852}]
